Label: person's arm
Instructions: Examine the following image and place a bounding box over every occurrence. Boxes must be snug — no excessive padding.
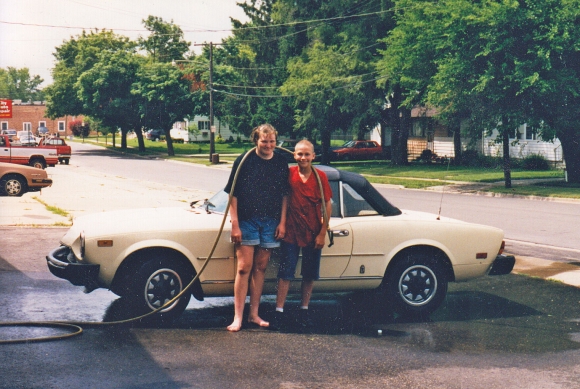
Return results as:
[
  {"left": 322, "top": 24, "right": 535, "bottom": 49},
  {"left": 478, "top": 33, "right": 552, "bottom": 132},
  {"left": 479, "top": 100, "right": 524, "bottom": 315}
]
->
[
  {"left": 275, "top": 195, "right": 288, "bottom": 240},
  {"left": 314, "top": 198, "right": 332, "bottom": 249},
  {"left": 229, "top": 196, "right": 242, "bottom": 244}
]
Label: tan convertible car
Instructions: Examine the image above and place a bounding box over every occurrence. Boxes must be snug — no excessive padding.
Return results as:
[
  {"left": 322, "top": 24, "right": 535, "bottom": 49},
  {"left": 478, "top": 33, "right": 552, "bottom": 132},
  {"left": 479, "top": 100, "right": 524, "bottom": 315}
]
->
[{"left": 47, "top": 166, "right": 514, "bottom": 323}]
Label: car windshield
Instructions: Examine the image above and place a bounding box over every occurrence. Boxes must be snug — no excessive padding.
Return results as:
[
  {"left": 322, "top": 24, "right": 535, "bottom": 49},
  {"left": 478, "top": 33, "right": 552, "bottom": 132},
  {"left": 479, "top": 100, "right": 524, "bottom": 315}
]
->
[
  {"left": 200, "top": 190, "right": 230, "bottom": 213},
  {"left": 204, "top": 178, "right": 380, "bottom": 219}
]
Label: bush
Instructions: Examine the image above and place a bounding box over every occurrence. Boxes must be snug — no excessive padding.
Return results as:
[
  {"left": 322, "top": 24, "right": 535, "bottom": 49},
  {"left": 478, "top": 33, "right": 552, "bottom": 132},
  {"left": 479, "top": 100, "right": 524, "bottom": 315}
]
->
[
  {"left": 522, "top": 154, "right": 550, "bottom": 170},
  {"left": 460, "top": 150, "right": 502, "bottom": 169}
]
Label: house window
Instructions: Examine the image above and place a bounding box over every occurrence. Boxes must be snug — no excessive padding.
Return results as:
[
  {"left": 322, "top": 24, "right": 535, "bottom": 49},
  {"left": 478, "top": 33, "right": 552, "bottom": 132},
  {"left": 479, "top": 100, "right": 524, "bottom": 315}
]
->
[
  {"left": 198, "top": 121, "right": 210, "bottom": 131},
  {"left": 58, "top": 121, "right": 65, "bottom": 132},
  {"left": 23, "top": 122, "right": 32, "bottom": 131},
  {"left": 525, "top": 125, "right": 537, "bottom": 140},
  {"left": 39, "top": 121, "right": 46, "bottom": 128},
  {"left": 411, "top": 122, "right": 424, "bottom": 137},
  {"left": 1, "top": 122, "right": 7, "bottom": 130}
]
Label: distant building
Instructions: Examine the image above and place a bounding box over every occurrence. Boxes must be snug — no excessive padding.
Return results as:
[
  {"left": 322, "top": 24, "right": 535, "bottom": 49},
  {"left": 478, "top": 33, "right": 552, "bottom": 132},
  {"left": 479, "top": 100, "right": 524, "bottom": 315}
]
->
[
  {"left": 172, "top": 116, "right": 248, "bottom": 142},
  {"left": 0, "top": 100, "right": 79, "bottom": 136}
]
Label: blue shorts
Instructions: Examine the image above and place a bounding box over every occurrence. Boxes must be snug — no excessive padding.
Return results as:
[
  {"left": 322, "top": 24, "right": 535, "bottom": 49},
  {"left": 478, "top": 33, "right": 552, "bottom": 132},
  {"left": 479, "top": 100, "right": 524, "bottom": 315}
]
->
[
  {"left": 239, "top": 217, "right": 281, "bottom": 248},
  {"left": 277, "top": 241, "right": 321, "bottom": 281}
]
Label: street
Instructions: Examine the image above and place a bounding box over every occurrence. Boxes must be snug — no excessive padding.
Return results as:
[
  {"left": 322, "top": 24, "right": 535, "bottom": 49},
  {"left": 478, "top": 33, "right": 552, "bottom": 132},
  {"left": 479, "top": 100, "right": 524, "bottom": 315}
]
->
[{"left": 1, "top": 142, "right": 580, "bottom": 388}]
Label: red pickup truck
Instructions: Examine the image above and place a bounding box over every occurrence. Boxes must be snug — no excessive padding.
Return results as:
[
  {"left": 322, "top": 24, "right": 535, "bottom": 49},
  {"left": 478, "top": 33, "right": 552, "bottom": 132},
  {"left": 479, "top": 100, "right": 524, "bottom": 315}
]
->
[
  {"left": 37, "top": 137, "right": 72, "bottom": 165},
  {"left": 0, "top": 135, "right": 58, "bottom": 169}
]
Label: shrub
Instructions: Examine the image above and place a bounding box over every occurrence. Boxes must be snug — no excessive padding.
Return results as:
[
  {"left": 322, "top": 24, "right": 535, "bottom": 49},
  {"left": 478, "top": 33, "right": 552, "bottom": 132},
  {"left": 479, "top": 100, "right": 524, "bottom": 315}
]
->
[{"left": 522, "top": 154, "right": 550, "bottom": 170}]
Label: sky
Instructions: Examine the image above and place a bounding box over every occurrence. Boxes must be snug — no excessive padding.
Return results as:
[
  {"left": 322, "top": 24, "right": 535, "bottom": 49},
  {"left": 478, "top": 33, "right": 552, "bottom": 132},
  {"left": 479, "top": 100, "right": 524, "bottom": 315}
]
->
[{"left": 0, "top": 0, "right": 249, "bottom": 87}]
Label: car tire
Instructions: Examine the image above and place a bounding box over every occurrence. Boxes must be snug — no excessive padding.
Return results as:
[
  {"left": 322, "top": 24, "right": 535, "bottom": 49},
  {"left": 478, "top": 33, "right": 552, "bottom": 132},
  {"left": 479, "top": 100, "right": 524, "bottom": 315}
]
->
[
  {"left": 382, "top": 251, "right": 448, "bottom": 319},
  {"left": 29, "top": 158, "right": 46, "bottom": 169},
  {"left": 0, "top": 175, "right": 27, "bottom": 196},
  {"left": 64, "top": 159, "right": 70, "bottom": 165},
  {"left": 129, "top": 256, "right": 194, "bottom": 324}
]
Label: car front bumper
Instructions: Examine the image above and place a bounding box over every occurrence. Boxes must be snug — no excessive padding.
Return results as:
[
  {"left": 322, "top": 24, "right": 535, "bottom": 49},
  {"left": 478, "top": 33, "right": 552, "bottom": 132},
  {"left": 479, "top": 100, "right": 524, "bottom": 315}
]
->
[
  {"left": 46, "top": 245, "right": 100, "bottom": 291},
  {"left": 488, "top": 254, "right": 516, "bottom": 276}
]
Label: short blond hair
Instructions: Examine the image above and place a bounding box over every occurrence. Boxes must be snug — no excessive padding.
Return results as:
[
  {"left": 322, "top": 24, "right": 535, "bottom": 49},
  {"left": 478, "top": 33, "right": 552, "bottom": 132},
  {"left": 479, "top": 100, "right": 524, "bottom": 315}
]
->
[
  {"left": 295, "top": 139, "right": 315, "bottom": 154},
  {"left": 250, "top": 123, "right": 278, "bottom": 145}
]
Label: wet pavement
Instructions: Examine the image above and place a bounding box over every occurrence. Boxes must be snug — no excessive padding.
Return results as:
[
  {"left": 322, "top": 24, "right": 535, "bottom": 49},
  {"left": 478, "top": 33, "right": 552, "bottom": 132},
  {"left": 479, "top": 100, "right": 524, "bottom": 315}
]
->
[{"left": 1, "top": 227, "right": 580, "bottom": 388}]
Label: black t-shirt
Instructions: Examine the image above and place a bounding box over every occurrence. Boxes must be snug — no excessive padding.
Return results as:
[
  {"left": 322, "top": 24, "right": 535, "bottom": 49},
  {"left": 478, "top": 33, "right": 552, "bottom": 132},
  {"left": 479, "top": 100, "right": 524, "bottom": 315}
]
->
[{"left": 224, "top": 150, "right": 290, "bottom": 221}]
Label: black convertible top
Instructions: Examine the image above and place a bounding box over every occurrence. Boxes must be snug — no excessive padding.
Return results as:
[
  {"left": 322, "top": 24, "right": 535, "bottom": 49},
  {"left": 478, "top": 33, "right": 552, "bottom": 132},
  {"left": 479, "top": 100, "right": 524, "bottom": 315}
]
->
[{"left": 315, "top": 165, "right": 402, "bottom": 217}]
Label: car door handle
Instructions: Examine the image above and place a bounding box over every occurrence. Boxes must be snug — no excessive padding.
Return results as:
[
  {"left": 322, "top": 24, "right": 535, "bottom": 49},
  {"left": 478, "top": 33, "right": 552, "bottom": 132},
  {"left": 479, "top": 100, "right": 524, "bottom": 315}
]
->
[{"left": 330, "top": 229, "right": 349, "bottom": 237}]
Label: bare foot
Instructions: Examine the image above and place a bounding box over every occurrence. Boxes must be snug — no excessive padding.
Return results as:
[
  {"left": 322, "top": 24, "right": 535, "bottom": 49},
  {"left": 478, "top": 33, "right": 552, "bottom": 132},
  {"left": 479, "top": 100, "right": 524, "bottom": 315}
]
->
[
  {"left": 247, "top": 316, "right": 269, "bottom": 328},
  {"left": 227, "top": 319, "right": 242, "bottom": 332}
]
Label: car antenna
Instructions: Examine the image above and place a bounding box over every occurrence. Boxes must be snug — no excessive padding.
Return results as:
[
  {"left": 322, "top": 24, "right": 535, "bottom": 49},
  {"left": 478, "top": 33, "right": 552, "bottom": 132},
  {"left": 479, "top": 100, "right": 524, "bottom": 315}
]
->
[{"left": 437, "top": 157, "right": 453, "bottom": 220}]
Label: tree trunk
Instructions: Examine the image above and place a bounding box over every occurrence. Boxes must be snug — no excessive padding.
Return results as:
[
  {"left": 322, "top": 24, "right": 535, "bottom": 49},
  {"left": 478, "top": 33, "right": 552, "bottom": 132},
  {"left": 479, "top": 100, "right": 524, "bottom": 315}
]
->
[
  {"left": 165, "top": 129, "right": 175, "bottom": 157},
  {"left": 558, "top": 127, "right": 580, "bottom": 183},
  {"left": 136, "top": 128, "right": 145, "bottom": 152},
  {"left": 502, "top": 128, "right": 512, "bottom": 188},
  {"left": 121, "top": 129, "right": 127, "bottom": 150},
  {"left": 452, "top": 123, "right": 462, "bottom": 166},
  {"left": 389, "top": 86, "right": 409, "bottom": 166}
]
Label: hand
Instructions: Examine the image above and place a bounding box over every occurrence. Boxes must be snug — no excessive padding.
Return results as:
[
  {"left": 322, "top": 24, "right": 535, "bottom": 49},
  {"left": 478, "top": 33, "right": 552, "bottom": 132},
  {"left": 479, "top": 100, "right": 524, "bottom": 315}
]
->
[
  {"left": 314, "top": 234, "right": 325, "bottom": 249},
  {"left": 275, "top": 223, "right": 286, "bottom": 240},
  {"left": 231, "top": 225, "right": 242, "bottom": 244}
]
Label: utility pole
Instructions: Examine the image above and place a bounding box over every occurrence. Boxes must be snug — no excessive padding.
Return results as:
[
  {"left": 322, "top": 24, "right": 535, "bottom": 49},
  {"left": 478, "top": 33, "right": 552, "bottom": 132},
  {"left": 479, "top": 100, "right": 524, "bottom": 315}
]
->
[{"left": 209, "top": 42, "right": 215, "bottom": 163}]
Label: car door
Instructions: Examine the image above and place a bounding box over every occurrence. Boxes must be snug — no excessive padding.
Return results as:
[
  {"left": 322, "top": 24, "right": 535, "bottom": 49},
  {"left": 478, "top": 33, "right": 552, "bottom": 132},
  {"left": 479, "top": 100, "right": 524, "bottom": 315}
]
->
[{"left": 0, "top": 137, "right": 9, "bottom": 163}]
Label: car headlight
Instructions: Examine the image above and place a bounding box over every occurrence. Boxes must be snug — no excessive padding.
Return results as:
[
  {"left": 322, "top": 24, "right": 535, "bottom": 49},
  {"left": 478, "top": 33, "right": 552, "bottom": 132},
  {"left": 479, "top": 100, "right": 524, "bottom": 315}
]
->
[{"left": 80, "top": 231, "right": 86, "bottom": 259}]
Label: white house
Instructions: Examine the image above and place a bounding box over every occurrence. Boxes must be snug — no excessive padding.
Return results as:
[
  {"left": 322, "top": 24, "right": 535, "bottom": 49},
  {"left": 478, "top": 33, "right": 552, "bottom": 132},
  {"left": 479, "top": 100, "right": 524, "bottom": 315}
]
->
[{"left": 172, "top": 116, "right": 249, "bottom": 142}]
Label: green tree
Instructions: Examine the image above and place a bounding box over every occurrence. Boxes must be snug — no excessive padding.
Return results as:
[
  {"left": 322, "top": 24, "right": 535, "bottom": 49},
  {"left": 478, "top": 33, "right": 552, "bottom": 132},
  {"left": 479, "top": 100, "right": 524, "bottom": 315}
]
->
[
  {"left": 132, "top": 62, "right": 195, "bottom": 156},
  {"left": 76, "top": 49, "right": 144, "bottom": 150},
  {"left": 45, "top": 30, "right": 135, "bottom": 120},
  {"left": 0, "top": 67, "right": 44, "bottom": 101},
  {"left": 138, "top": 16, "right": 190, "bottom": 63}
]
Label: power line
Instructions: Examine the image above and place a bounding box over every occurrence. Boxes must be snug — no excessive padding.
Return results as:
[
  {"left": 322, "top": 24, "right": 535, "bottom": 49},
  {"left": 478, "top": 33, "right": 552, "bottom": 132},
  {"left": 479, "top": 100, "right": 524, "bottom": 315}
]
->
[{"left": 212, "top": 74, "right": 388, "bottom": 99}]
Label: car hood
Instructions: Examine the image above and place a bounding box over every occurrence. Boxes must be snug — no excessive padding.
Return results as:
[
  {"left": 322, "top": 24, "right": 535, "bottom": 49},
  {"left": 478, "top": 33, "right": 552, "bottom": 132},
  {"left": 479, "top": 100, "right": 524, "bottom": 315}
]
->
[{"left": 64, "top": 207, "right": 228, "bottom": 241}]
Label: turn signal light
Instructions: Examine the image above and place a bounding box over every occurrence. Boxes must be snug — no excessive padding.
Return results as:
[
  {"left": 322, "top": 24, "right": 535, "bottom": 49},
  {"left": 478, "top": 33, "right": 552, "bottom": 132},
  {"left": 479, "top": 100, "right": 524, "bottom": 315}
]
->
[{"left": 97, "top": 240, "right": 113, "bottom": 247}]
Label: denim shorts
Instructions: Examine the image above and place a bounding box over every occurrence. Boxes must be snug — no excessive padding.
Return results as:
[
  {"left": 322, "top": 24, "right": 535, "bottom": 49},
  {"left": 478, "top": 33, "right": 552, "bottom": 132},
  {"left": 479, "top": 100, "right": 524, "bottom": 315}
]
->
[
  {"left": 239, "top": 216, "right": 281, "bottom": 248},
  {"left": 277, "top": 241, "right": 321, "bottom": 281}
]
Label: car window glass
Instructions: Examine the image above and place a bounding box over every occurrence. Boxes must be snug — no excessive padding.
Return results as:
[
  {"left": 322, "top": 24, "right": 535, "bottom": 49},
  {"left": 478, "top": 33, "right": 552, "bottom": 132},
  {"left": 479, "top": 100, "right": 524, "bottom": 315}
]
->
[
  {"left": 341, "top": 183, "right": 379, "bottom": 217},
  {"left": 203, "top": 190, "right": 230, "bottom": 213},
  {"left": 330, "top": 181, "right": 340, "bottom": 217}
]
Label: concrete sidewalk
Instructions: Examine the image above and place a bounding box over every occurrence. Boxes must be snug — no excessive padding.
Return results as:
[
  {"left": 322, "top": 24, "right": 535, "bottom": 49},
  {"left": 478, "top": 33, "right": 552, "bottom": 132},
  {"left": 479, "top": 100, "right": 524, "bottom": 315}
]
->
[{"left": 1, "top": 161, "right": 579, "bottom": 290}]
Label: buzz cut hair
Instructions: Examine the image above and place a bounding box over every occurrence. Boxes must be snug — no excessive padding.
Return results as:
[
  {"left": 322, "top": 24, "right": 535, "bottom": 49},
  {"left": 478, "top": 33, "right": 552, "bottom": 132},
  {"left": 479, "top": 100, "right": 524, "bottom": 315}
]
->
[{"left": 295, "top": 139, "right": 315, "bottom": 153}]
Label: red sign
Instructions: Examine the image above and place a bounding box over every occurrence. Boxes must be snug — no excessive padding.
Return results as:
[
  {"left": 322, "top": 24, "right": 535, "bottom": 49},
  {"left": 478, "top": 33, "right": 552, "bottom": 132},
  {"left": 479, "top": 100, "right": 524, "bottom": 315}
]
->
[{"left": 0, "top": 100, "right": 12, "bottom": 119}]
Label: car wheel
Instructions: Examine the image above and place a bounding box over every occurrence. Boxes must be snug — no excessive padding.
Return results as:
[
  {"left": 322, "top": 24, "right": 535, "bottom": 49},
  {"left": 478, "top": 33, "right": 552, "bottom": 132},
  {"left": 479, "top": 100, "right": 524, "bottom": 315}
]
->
[
  {"left": 64, "top": 159, "right": 70, "bottom": 165},
  {"left": 130, "top": 257, "right": 194, "bottom": 324},
  {"left": 29, "top": 158, "right": 46, "bottom": 169},
  {"left": 0, "top": 175, "right": 27, "bottom": 196},
  {"left": 383, "top": 251, "right": 448, "bottom": 319}
]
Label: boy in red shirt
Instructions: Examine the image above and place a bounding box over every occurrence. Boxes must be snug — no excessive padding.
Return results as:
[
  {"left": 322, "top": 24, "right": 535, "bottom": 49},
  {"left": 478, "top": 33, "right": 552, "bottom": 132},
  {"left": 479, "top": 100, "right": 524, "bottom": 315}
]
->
[{"left": 273, "top": 140, "right": 332, "bottom": 330}]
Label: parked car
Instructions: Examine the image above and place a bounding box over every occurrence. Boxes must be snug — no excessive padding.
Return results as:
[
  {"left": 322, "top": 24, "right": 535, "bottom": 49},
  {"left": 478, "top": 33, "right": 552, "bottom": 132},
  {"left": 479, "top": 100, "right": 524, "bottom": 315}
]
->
[
  {"left": 145, "top": 129, "right": 165, "bottom": 141},
  {"left": 331, "top": 140, "right": 383, "bottom": 161},
  {"left": 0, "top": 135, "right": 58, "bottom": 169},
  {"left": 1, "top": 129, "right": 18, "bottom": 141},
  {"left": 276, "top": 139, "right": 322, "bottom": 162},
  {"left": 37, "top": 137, "right": 72, "bottom": 164},
  {"left": 0, "top": 162, "right": 53, "bottom": 196},
  {"left": 46, "top": 165, "right": 514, "bottom": 324}
]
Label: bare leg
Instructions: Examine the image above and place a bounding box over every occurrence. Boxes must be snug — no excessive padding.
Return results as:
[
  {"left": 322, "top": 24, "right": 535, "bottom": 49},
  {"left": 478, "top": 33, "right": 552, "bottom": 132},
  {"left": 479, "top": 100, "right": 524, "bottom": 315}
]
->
[
  {"left": 227, "top": 245, "right": 255, "bottom": 332},
  {"left": 300, "top": 279, "right": 315, "bottom": 308},
  {"left": 247, "top": 247, "right": 271, "bottom": 327},
  {"left": 276, "top": 279, "right": 291, "bottom": 310}
]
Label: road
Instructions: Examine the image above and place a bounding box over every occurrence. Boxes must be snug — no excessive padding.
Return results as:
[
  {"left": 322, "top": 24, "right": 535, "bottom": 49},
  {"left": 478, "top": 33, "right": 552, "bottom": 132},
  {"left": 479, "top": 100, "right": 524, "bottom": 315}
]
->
[{"left": 71, "top": 142, "right": 580, "bottom": 261}]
